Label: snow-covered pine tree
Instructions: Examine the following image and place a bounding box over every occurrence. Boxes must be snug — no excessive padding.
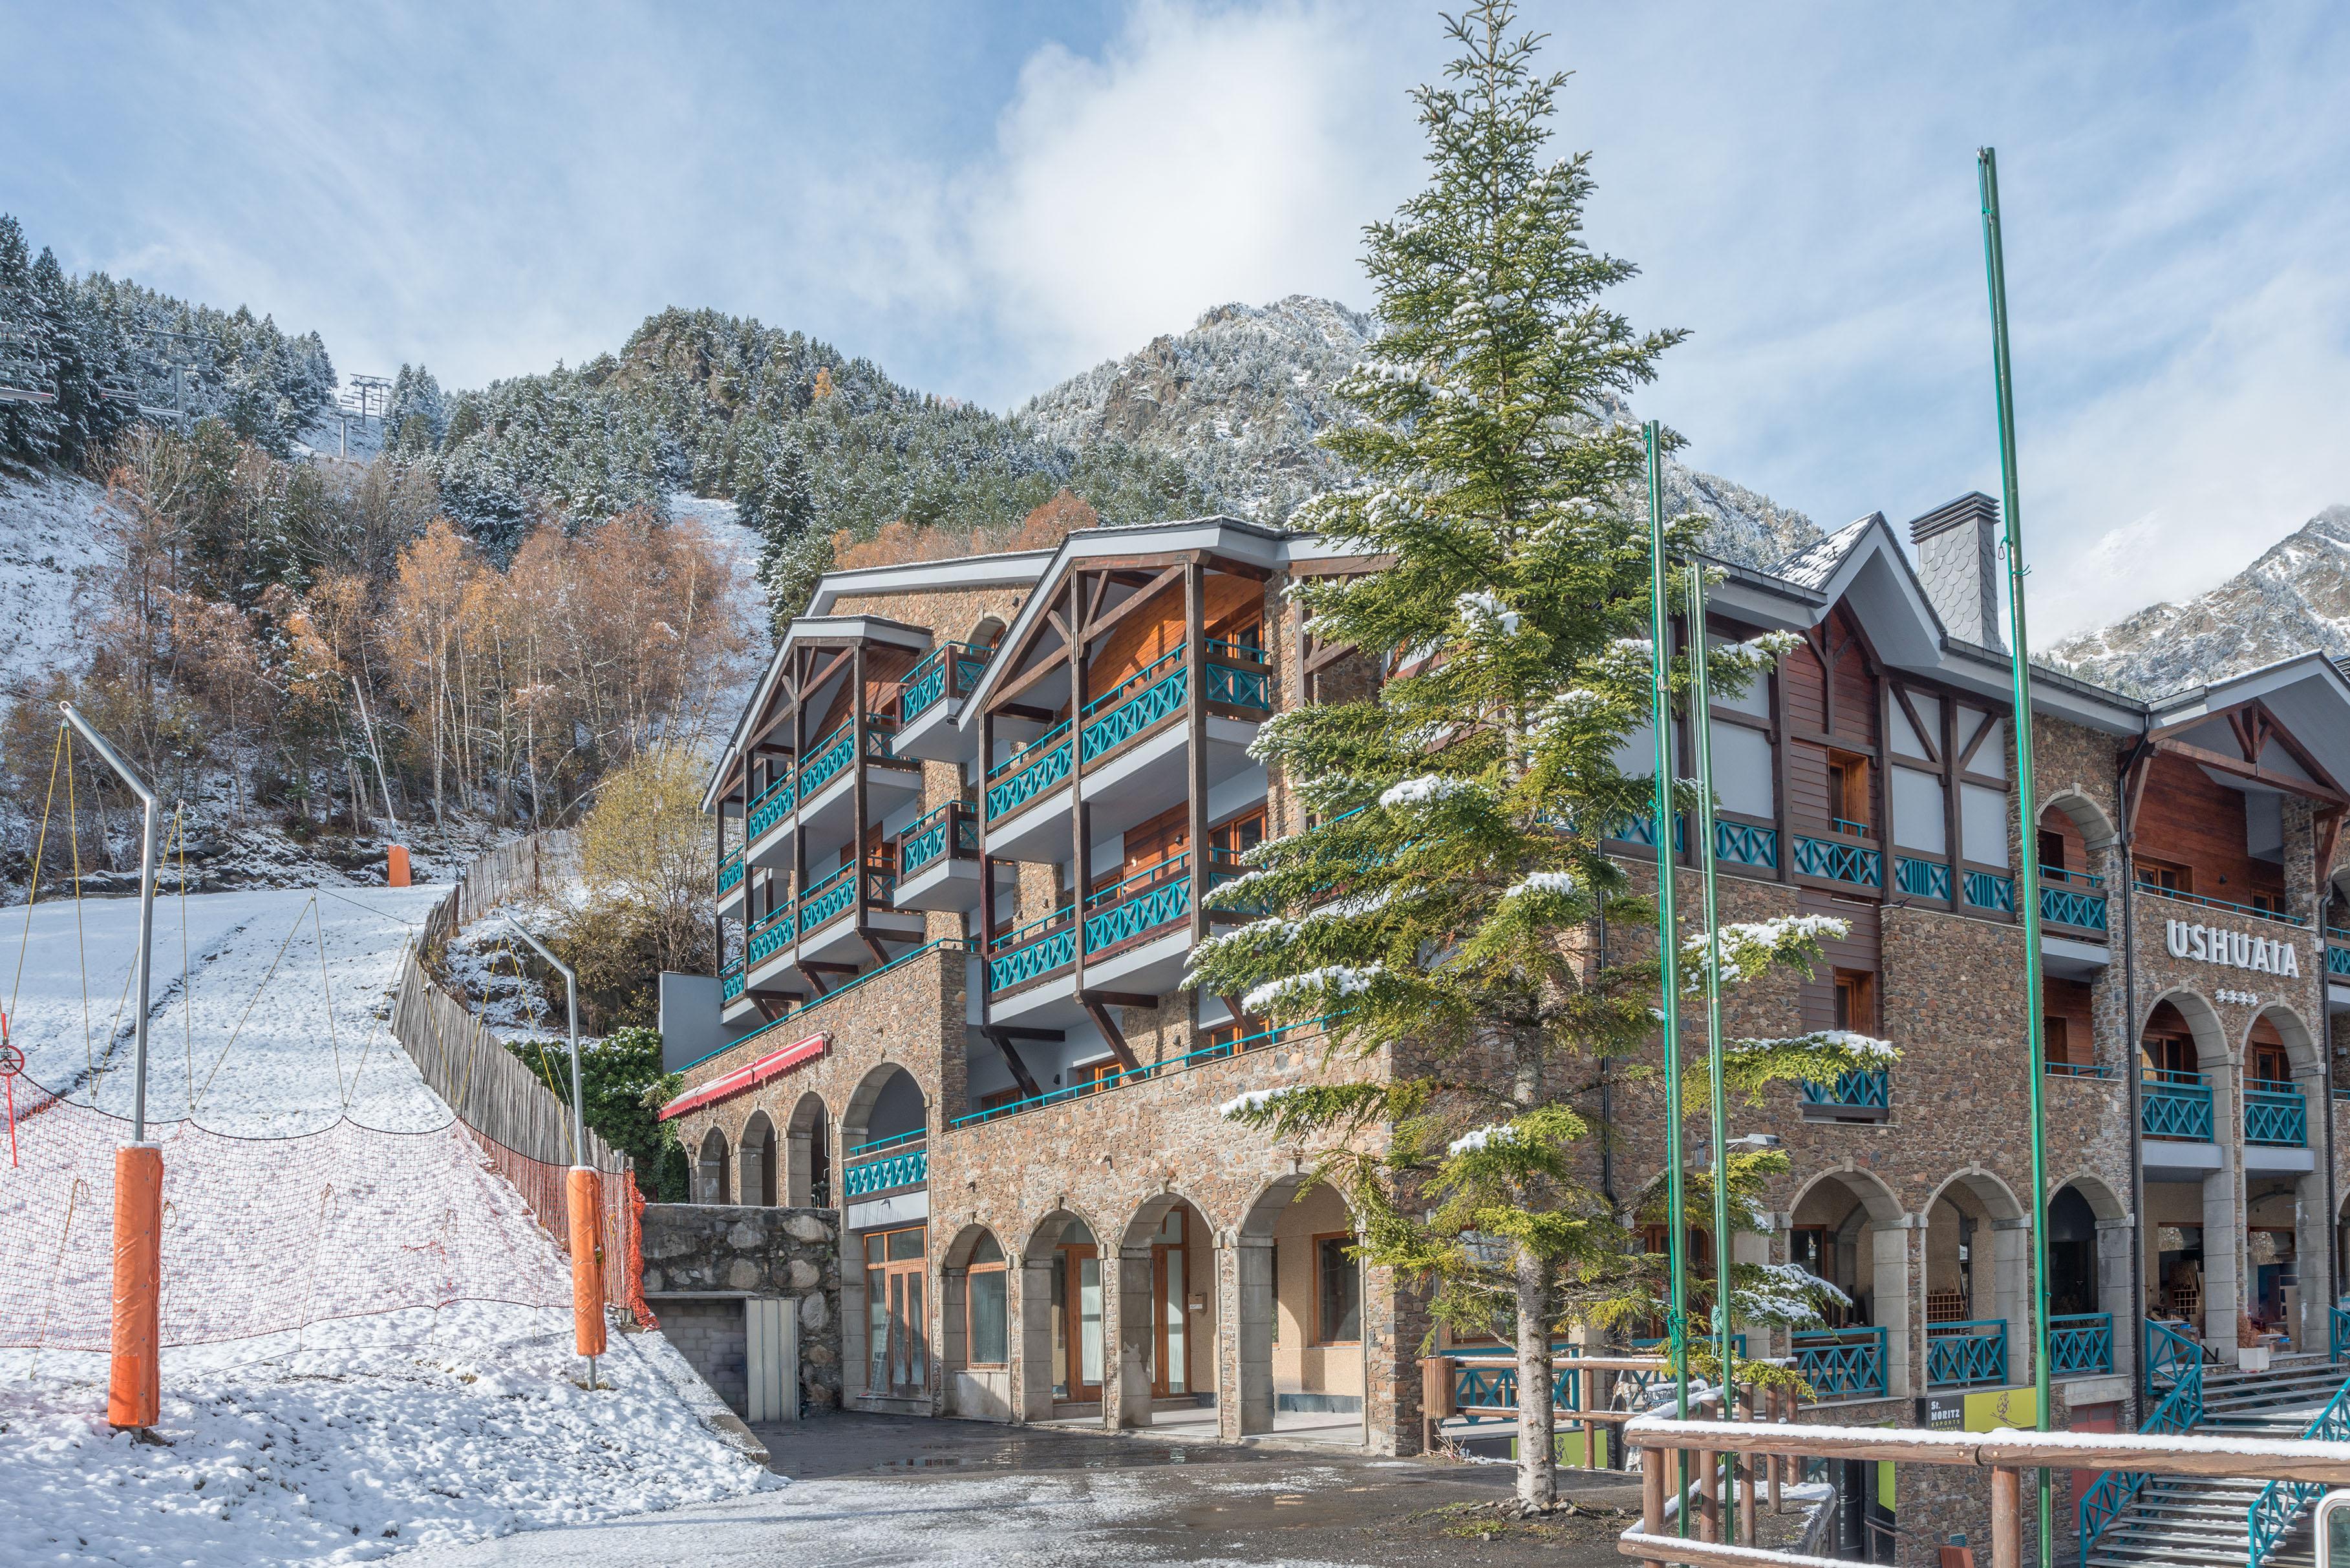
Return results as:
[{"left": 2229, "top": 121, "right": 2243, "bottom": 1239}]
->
[
  {"left": 0, "top": 216, "right": 64, "bottom": 463},
  {"left": 742, "top": 435, "right": 823, "bottom": 635},
  {"left": 1186, "top": 1, "right": 1894, "bottom": 1509},
  {"left": 385, "top": 362, "right": 447, "bottom": 454}
]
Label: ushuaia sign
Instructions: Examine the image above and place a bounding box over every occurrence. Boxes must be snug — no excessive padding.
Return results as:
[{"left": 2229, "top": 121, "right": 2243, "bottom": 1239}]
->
[{"left": 2164, "top": 919, "right": 2302, "bottom": 978}]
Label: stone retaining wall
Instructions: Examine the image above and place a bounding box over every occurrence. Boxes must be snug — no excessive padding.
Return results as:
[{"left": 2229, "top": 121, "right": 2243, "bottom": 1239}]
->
[{"left": 643, "top": 1202, "right": 843, "bottom": 1417}]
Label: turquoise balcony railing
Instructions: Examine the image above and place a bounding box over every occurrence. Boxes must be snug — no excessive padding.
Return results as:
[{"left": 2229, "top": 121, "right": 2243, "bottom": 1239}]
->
[
  {"left": 2333, "top": 1302, "right": 2350, "bottom": 1362},
  {"left": 1793, "top": 834, "right": 1881, "bottom": 888},
  {"left": 796, "top": 721, "right": 857, "bottom": 799},
  {"left": 899, "top": 642, "right": 988, "bottom": 724},
  {"left": 747, "top": 770, "right": 795, "bottom": 841},
  {"left": 1963, "top": 869, "right": 2015, "bottom": 913},
  {"left": 1926, "top": 1319, "right": 2007, "bottom": 1389},
  {"left": 2133, "top": 880, "right": 2307, "bottom": 926},
  {"left": 1791, "top": 1326, "right": 1887, "bottom": 1401},
  {"left": 721, "top": 962, "right": 744, "bottom": 1002},
  {"left": 898, "top": 801, "right": 976, "bottom": 878},
  {"left": 1081, "top": 646, "right": 1188, "bottom": 763},
  {"left": 1084, "top": 858, "right": 1192, "bottom": 953},
  {"left": 2039, "top": 865, "right": 2106, "bottom": 931},
  {"left": 985, "top": 723, "right": 1071, "bottom": 821},
  {"left": 1800, "top": 1067, "right": 1889, "bottom": 1116},
  {"left": 718, "top": 852, "right": 744, "bottom": 896},
  {"left": 987, "top": 907, "right": 1076, "bottom": 991},
  {"left": 2046, "top": 1059, "right": 2117, "bottom": 1081},
  {"left": 747, "top": 904, "right": 793, "bottom": 966},
  {"left": 2244, "top": 1077, "right": 2308, "bottom": 1147},
  {"left": 796, "top": 861, "right": 857, "bottom": 937},
  {"left": 2050, "top": 1312, "right": 2113, "bottom": 1377},
  {"left": 1895, "top": 854, "right": 1952, "bottom": 900},
  {"left": 2329, "top": 932, "right": 2350, "bottom": 979},
  {"left": 842, "top": 1139, "right": 927, "bottom": 1198},
  {"left": 2141, "top": 1069, "right": 2214, "bottom": 1141},
  {"left": 1615, "top": 812, "right": 1687, "bottom": 853},
  {"left": 950, "top": 1017, "right": 1335, "bottom": 1128},
  {"left": 1202, "top": 641, "right": 1276, "bottom": 710},
  {"left": 1714, "top": 819, "right": 1778, "bottom": 870}
]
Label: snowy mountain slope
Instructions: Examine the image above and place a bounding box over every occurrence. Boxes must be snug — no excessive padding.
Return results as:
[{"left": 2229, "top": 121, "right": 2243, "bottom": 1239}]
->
[
  {"left": 2047, "top": 505, "right": 2350, "bottom": 695},
  {"left": 0, "top": 465, "right": 106, "bottom": 701},
  {"left": 1017, "top": 293, "right": 1824, "bottom": 569}
]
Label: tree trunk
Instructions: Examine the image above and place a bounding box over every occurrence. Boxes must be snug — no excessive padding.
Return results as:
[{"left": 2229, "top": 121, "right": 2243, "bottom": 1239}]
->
[{"left": 1513, "top": 1242, "right": 1557, "bottom": 1510}]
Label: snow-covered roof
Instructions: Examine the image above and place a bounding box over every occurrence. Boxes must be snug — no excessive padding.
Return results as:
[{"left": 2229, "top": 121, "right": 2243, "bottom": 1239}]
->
[
  {"left": 1768, "top": 513, "right": 1877, "bottom": 593},
  {"left": 703, "top": 613, "right": 937, "bottom": 808}
]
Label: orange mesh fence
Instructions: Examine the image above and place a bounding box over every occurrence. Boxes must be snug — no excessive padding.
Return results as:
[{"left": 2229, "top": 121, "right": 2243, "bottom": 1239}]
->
[{"left": 0, "top": 1075, "right": 650, "bottom": 1354}]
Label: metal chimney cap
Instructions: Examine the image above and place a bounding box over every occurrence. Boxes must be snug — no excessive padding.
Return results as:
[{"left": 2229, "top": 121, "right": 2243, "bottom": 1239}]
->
[{"left": 1908, "top": 492, "right": 2000, "bottom": 544}]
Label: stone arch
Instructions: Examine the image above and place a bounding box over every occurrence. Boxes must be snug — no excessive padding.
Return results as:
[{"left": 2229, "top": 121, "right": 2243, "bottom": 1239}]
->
[
  {"left": 967, "top": 613, "right": 1008, "bottom": 652},
  {"left": 1102, "top": 1190, "right": 1218, "bottom": 1430},
  {"left": 1921, "top": 1168, "right": 2030, "bottom": 1389},
  {"left": 2245, "top": 1004, "right": 2327, "bottom": 1346},
  {"left": 739, "top": 1109, "right": 779, "bottom": 1207},
  {"left": 695, "top": 1125, "right": 731, "bottom": 1205},
  {"left": 1786, "top": 1164, "right": 1913, "bottom": 1397},
  {"left": 1014, "top": 1205, "right": 1111, "bottom": 1422},
  {"left": 939, "top": 1222, "right": 1013, "bottom": 1419},
  {"left": 785, "top": 1090, "right": 831, "bottom": 1207},
  {"left": 2037, "top": 790, "right": 2117, "bottom": 856},
  {"left": 2047, "top": 1178, "right": 2131, "bottom": 1346},
  {"left": 1231, "top": 1176, "right": 1365, "bottom": 1442},
  {"left": 841, "top": 1063, "right": 928, "bottom": 1151}
]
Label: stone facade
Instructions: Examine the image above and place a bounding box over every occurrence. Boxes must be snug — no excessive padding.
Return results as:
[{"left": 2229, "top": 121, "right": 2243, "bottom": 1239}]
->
[{"left": 642, "top": 1202, "right": 844, "bottom": 1416}]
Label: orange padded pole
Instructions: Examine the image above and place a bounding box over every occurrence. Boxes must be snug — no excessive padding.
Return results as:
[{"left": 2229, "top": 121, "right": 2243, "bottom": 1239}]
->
[
  {"left": 566, "top": 1166, "right": 606, "bottom": 1362},
  {"left": 107, "top": 1144, "right": 162, "bottom": 1428},
  {"left": 387, "top": 845, "right": 411, "bottom": 887}
]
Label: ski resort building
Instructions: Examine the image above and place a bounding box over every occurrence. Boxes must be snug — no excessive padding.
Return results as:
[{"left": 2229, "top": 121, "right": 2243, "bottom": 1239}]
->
[{"left": 668, "top": 503, "right": 2350, "bottom": 1560}]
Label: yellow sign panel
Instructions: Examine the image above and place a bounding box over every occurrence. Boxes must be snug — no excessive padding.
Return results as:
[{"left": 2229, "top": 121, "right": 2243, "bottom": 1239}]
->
[{"left": 1963, "top": 1386, "right": 2038, "bottom": 1432}]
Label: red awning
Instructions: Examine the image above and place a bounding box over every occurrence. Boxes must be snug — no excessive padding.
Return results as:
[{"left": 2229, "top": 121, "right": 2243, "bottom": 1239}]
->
[{"left": 657, "top": 1031, "right": 828, "bottom": 1121}]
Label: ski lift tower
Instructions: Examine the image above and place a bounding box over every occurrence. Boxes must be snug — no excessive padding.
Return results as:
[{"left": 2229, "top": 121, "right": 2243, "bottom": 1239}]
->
[
  {"left": 343, "top": 374, "right": 390, "bottom": 436},
  {"left": 129, "top": 326, "right": 220, "bottom": 432}
]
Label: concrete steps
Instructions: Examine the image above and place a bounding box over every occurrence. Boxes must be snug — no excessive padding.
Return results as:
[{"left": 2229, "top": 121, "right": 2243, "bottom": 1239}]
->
[{"left": 2084, "top": 1355, "right": 2341, "bottom": 1568}]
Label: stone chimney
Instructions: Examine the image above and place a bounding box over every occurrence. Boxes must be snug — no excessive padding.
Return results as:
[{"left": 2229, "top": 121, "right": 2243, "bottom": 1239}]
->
[{"left": 1910, "top": 493, "right": 2003, "bottom": 650}]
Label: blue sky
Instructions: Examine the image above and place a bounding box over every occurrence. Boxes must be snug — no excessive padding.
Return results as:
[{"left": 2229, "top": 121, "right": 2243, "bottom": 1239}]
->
[{"left": 5, "top": 0, "right": 2347, "bottom": 637}]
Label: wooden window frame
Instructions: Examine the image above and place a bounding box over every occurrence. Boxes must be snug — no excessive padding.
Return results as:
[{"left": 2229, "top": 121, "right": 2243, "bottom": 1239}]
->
[
  {"left": 1312, "top": 1231, "right": 1362, "bottom": 1346},
  {"left": 966, "top": 1249, "right": 1010, "bottom": 1369}
]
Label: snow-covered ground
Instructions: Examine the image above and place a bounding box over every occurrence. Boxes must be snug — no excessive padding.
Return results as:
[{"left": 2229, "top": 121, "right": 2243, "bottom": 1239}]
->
[
  {"left": 0, "top": 466, "right": 108, "bottom": 702},
  {"left": 0, "top": 884, "right": 776, "bottom": 1565}
]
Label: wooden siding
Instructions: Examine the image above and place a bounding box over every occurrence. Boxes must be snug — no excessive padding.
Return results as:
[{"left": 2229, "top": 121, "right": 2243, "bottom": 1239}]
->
[
  {"left": 1797, "top": 891, "right": 1877, "bottom": 1032},
  {"left": 2133, "top": 752, "right": 2285, "bottom": 904}
]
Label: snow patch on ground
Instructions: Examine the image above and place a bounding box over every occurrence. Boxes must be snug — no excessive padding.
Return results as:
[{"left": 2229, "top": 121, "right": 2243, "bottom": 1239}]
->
[
  {"left": 2, "top": 1305, "right": 778, "bottom": 1567},
  {"left": 0, "top": 466, "right": 108, "bottom": 700}
]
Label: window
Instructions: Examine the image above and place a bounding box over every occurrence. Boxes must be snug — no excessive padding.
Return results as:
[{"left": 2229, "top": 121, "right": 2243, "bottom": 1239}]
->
[
  {"left": 977, "top": 1086, "right": 1024, "bottom": 1113},
  {"left": 2250, "top": 891, "right": 2285, "bottom": 916},
  {"left": 1315, "top": 1233, "right": 1362, "bottom": 1344},
  {"left": 2251, "top": 1040, "right": 2291, "bottom": 1088},
  {"left": 1070, "top": 1059, "right": 1124, "bottom": 1094},
  {"left": 1826, "top": 753, "right": 1870, "bottom": 833},
  {"left": 2141, "top": 1031, "right": 2196, "bottom": 1079},
  {"left": 1833, "top": 970, "right": 1876, "bottom": 1034},
  {"left": 864, "top": 1225, "right": 929, "bottom": 1396},
  {"left": 2037, "top": 830, "right": 2066, "bottom": 874},
  {"left": 2137, "top": 857, "right": 2192, "bottom": 895},
  {"left": 2042, "top": 1016, "right": 2071, "bottom": 1066},
  {"left": 967, "top": 1234, "right": 1009, "bottom": 1366}
]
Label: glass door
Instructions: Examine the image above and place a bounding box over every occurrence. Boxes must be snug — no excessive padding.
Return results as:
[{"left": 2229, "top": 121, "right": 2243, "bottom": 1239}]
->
[
  {"left": 1057, "top": 1242, "right": 1102, "bottom": 1401},
  {"left": 1151, "top": 1207, "right": 1191, "bottom": 1397},
  {"left": 864, "top": 1225, "right": 929, "bottom": 1396}
]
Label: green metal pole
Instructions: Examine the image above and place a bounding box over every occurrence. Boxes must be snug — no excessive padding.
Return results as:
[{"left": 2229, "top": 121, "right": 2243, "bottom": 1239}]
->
[
  {"left": 1978, "top": 145, "right": 2055, "bottom": 1567},
  {"left": 1643, "top": 421, "right": 1693, "bottom": 1536},
  {"left": 1687, "top": 559, "right": 1739, "bottom": 1538}
]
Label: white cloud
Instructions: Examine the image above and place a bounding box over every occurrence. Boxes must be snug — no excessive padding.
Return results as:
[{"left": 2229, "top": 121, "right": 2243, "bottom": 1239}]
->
[{"left": 963, "top": 0, "right": 1415, "bottom": 390}]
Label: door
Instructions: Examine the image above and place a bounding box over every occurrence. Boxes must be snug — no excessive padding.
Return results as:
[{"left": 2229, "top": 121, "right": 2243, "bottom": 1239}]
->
[
  {"left": 1055, "top": 1243, "right": 1103, "bottom": 1401},
  {"left": 864, "top": 1226, "right": 929, "bottom": 1397},
  {"left": 745, "top": 1297, "right": 798, "bottom": 1423},
  {"left": 1151, "top": 1207, "right": 1192, "bottom": 1397}
]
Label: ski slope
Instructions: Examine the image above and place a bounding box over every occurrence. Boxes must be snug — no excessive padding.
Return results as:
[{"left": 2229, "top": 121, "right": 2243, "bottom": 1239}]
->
[{"left": 0, "top": 884, "right": 778, "bottom": 1565}]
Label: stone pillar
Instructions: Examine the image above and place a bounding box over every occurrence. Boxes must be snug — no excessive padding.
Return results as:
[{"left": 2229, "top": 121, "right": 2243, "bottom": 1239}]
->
[
  {"left": 1992, "top": 1215, "right": 2031, "bottom": 1382},
  {"left": 1106, "top": 1245, "right": 1156, "bottom": 1428},
  {"left": 2203, "top": 1158, "right": 2243, "bottom": 1364},
  {"left": 1014, "top": 1252, "right": 1055, "bottom": 1422},
  {"left": 1877, "top": 1218, "right": 1917, "bottom": 1396},
  {"left": 2296, "top": 1172, "right": 2334, "bottom": 1355},
  {"left": 2097, "top": 1215, "right": 2136, "bottom": 1383},
  {"left": 1217, "top": 1234, "right": 1274, "bottom": 1439}
]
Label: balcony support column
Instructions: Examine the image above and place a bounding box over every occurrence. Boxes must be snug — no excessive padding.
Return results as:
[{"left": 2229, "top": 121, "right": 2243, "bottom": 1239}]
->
[
  {"left": 791, "top": 646, "right": 809, "bottom": 937},
  {"left": 1217, "top": 1232, "right": 1276, "bottom": 1440},
  {"left": 1106, "top": 1245, "right": 1155, "bottom": 1428},
  {"left": 851, "top": 641, "right": 868, "bottom": 947},
  {"left": 1991, "top": 1216, "right": 2031, "bottom": 1384},
  {"left": 1070, "top": 570, "right": 1089, "bottom": 981},
  {"left": 2095, "top": 1214, "right": 2136, "bottom": 1384},
  {"left": 979, "top": 705, "right": 997, "bottom": 1032},
  {"left": 1014, "top": 1248, "right": 1056, "bottom": 1422},
  {"left": 2201, "top": 1154, "right": 2243, "bottom": 1362},
  {"left": 1184, "top": 560, "right": 1209, "bottom": 958}
]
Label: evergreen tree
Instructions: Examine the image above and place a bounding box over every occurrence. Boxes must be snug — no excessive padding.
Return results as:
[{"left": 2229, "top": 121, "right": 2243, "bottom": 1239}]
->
[
  {"left": 1186, "top": 2, "right": 1893, "bottom": 1508},
  {"left": 385, "top": 362, "right": 448, "bottom": 454},
  {"left": 741, "top": 435, "right": 820, "bottom": 633},
  {"left": 0, "top": 216, "right": 63, "bottom": 463}
]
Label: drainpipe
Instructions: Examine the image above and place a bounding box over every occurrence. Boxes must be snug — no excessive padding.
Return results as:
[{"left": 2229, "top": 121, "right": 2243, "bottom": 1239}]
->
[{"left": 2119, "top": 766, "right": 2146, "bottom": 1407}]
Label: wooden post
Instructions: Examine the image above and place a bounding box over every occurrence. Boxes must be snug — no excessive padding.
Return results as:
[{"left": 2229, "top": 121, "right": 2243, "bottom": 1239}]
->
[
  {"left": 1697, "top": 1446, "right": 1719, "bottom": 1542},
  {"left": 1768, "top": 1386, "right": 1785, "bottom": 1513},
  {"left": 1184, "top": 560, "right": 1209, "bottom": 946},
  {"left": 851, "top": 641, "right": 868, "bottom": 944},
  {"left": 1640, "top": 1445, "right": 1667, "bottom": 1568},
  {"left": 1738, "top": 1442, "right": 1757, "bottom": 1545},
  {"left": 1990, "top": 1465, "right": 2021, "bottom": 1568}
]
